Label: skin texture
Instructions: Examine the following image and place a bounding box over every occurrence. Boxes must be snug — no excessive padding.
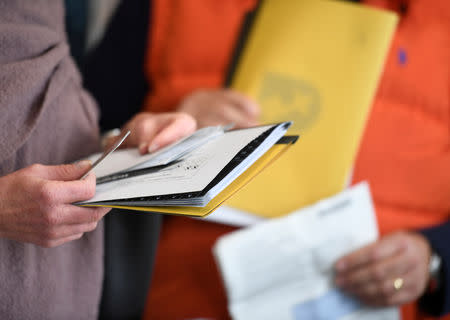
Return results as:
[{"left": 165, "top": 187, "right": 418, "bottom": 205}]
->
[
  {"left": 0, "top": 161, "right": 110, "bottom": 248},
  {"left": 335, "top": 231, "right": 432, "bottom": 307},
  {"left": 0, "top": 112, "right": 197, "bottom": 247},
  {"left": 177, "top": 89, "right": 260, "bottom": 129},
  {"left": 105, "top": 112, "right": 197, "bottom": 154}
]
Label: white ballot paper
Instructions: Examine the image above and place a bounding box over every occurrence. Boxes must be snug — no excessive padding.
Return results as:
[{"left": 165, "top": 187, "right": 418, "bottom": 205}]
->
[
  {"left": 80, "top": 122, "right": 292, "bottom": 208},
  {"left": 213, "top": 183, "right": 399, "bottom": 320},
  {"left": 88, "top": 125, "right": 228, "bottom": 178}
]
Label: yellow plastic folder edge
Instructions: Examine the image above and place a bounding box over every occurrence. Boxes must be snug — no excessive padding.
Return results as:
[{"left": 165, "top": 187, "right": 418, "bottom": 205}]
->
[{"left": 82, "top": 136, "right": 298, "bottom": 217}]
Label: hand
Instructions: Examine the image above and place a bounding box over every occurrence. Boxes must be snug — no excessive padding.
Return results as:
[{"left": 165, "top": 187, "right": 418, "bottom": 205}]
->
[
  {"left": 177, "top": 89, "right": 260, "bottom": 129},
  {"left": 105, "top": 112, "right": 196, "bottom": 155},
  {"left": 0, "top": 161, "right": 110, "bottom": 248},
  {"left": 334, "top": 231, "right": 432, "bottom": 306}
]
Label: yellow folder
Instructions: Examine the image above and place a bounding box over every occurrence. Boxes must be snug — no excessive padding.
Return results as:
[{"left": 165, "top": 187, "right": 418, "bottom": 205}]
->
[{"left": 226, "top": 0, "right": 398, "bottom": 217}]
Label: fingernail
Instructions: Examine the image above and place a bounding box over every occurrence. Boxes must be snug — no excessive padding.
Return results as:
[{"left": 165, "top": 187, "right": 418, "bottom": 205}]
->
[
  {"left": 148, "top": 143, "right": 159, "bottom": 153},
  {"left": 76, "top": 160, "right": 92, "bottom": 169},
  {"left": 138, "top": 143, "right": 148, "bottom": 154}
]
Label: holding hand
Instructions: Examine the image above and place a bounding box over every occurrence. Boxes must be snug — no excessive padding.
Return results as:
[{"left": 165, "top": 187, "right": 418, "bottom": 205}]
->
[
  {"left": 335, "top": 231, "right": 432, "bottom": 307},
  {"left": 0, "top": 161, "right": 110, "bottom": 248},
  {"left": 105, "top": 112, "right": 196, "bottom": 155},
  {"left": 177, "top": 89, "right": 260, "bottom": 129}
]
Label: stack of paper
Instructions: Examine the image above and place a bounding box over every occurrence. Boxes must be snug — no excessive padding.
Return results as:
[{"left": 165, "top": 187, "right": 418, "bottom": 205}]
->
[{"left": 79, "top": 122, "right": 297, "bottom": 217}]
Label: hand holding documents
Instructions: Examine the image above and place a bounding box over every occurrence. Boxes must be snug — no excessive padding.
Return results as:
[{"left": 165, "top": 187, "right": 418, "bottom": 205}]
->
[
  {"left": 90, "top": 124, "right": 231, "bottom": 179},
  {"left": 80, "top": 130, "right": 131, "bottom": 180},
  {"left": 214, "top": 183, "right": 399, "bottom": 320},
  {"left": 78, "top": 122, "right": 297, "bottom": 217}
]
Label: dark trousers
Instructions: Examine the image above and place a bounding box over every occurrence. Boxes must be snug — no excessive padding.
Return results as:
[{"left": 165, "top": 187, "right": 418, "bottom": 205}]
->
[{"left": 99, "top": 210, "right": 162, "bottom": 320}]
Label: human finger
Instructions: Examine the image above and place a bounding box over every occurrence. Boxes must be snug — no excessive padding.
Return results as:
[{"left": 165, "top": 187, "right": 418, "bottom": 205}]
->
[
  {"left": 215, "top": 101, "right": 259, "bottom": 128},
  {"left": 345, "top": 274, "right": 400, "bottom": 303},
  {"left": 384, "top": 271, "right": 423, "bottom": 306},
  {"left": 351, "top": 268, "right": 418, "bottom": 307},
  {"left": 145, "top": 113, "right": 196, "bottom": 153},
  {"left": 38, "top": 172, "right": 97, "bottom": 205},
  {"left": 123, "top": 115, "right": 165, "bottom": 150},
  {"left": 336, "top": 250, "right": 410, "bottom": 289},
  {"left": 58, "top": 205, "right": 110, "bottom": 225},
  {"left": 1, "top": 205, "right": 107, "bottom": 235},
  {"left": 335, "top": 235, "right": 406, "bottom": 274},
  {"left": 41, "top": 221, "right": 99, "bottom": 241},
  {"left": 221, "top": 89, "right": 260, "bottom": 118},
  {"left": 12, "top": 205, "right": 106, "bottom": 245},
  {"left": 39, "top": 233, "right": 85, "bottom": 248},
  {"left": 335, "top": 243, "right": 378, "bottom": 274},
  {"left": 27, "top": 161, "right": 92, "bottom": 181}
]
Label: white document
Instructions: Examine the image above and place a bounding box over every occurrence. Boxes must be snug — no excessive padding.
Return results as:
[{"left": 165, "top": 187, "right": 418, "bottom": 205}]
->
[
  {"left": 89, "top": 125, "right": 227, "bottom": 178},
  {"left": 213, "top": 183, "right": 399, "bottom": 320},
  {"left": 81, "top": 123, "right": 291, "bottom": 207}
]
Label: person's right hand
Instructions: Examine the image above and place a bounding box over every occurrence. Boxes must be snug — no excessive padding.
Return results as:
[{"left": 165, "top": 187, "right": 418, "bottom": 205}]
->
[
  {"left": 177, "top": 89, "right": 260, "bottom": 129},
  {"left": 0, "top": 161, "right": 110, "bottom": 248}
]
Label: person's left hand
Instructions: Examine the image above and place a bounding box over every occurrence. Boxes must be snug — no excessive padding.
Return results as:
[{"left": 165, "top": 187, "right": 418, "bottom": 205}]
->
[
  {"left": 334, "top": 231, "right": 432, "bottom": 307},
  {"left": 104, "top": 112, "right": 197, "bottom": 154}
]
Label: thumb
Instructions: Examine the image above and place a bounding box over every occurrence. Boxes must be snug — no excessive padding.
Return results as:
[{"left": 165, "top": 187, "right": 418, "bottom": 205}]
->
[{"left": 41, "top": 160, "right": 92, "bottom": 181}]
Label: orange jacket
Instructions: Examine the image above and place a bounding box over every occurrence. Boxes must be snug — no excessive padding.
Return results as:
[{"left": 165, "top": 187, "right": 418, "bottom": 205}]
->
[
  {"left": 143, "top": 0, "right": 258, "bottom": 112},
  {"left": 143, "top": 1, "right": 450, "bottom": 319}
]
